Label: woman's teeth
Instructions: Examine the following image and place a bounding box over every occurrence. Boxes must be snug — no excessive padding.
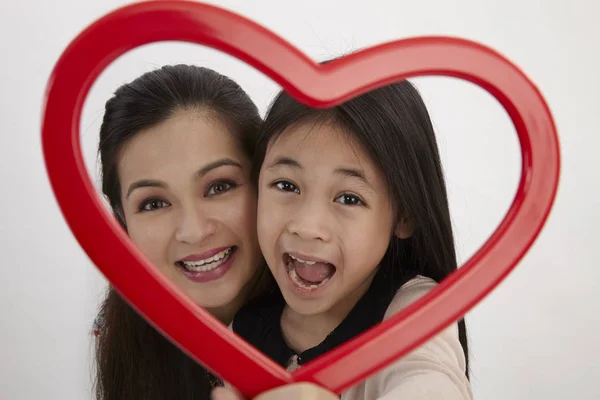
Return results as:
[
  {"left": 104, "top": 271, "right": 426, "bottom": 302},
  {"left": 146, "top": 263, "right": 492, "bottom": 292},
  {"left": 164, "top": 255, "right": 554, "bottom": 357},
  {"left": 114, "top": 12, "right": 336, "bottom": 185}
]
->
[{"left": 181, "top": 247, "right": 233, "bottom": 272}]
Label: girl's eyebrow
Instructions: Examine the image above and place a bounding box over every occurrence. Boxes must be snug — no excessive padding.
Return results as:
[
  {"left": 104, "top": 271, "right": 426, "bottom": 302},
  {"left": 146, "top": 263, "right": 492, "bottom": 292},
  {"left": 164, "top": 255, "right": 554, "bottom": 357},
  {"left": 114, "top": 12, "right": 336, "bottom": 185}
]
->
[
  {"left": 266, "top": 155, "right": 375, "bottom": 192},
  {"left": 335, "top": 167, "right": 375, "bottom": 193},
  {"left": 335, "top": 167, "right": 366, "bottom": 181},
  {"left": 266, "top": 156, "right": 302, "bottom": 170}
]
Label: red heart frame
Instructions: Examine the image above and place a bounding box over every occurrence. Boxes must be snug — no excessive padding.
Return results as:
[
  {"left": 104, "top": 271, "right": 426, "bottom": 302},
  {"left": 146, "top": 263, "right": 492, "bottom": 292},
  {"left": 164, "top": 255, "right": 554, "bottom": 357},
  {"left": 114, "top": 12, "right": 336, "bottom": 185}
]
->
[{"left": 41, "top": 1, "right": 560, "bottom": 397}]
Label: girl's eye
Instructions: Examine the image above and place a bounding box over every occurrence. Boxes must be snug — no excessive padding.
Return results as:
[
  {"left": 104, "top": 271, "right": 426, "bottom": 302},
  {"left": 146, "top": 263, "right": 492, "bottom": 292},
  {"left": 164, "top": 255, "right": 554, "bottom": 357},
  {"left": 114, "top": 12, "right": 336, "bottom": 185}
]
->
[
  {"left": 206, "top": 181, "right": 235, "bottom": 196},
  {"left": 335, "top": 193, "right": 364, "bottom": 206},
  {"left": 139, "top": 198, "right": 170, "bottom": 212},
  {"left": 274, "top": 181, "right": 300, "bottom": 193}
]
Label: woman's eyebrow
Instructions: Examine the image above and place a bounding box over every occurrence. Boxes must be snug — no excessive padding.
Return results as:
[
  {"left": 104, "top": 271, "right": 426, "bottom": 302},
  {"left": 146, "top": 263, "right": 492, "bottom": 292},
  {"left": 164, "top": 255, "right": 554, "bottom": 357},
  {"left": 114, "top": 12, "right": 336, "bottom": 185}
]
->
[
  {"left": 195, "top": 158, "right": 243, "bottom": 179},
  {"left": 126, "top": 180, "right": 167, "bottom": 198}
]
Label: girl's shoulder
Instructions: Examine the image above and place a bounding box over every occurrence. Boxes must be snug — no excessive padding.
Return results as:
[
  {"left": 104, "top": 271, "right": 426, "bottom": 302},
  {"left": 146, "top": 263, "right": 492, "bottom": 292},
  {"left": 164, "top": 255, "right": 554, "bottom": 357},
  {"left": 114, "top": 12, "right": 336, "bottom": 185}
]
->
[
  {"left": 342, "top": 275, "right": 473, "bottom": 400},
  {"left": 383, "top": 275, "right": 437, "bottom": 320}
]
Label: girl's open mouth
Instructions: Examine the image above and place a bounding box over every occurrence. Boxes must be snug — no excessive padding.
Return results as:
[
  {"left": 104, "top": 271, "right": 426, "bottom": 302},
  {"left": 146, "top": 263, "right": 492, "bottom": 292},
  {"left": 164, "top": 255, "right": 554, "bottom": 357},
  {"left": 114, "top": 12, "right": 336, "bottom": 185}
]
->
[{"left": 283, "top": 253, "right": 336, "bottom": 291}]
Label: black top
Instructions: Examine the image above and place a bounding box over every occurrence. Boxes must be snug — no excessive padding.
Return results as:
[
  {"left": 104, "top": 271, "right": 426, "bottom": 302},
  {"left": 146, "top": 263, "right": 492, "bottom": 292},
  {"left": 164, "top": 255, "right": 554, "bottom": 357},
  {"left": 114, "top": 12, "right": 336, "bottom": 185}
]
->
[{"left": 233, "top": 261, "right": 418, "bottom": 368}]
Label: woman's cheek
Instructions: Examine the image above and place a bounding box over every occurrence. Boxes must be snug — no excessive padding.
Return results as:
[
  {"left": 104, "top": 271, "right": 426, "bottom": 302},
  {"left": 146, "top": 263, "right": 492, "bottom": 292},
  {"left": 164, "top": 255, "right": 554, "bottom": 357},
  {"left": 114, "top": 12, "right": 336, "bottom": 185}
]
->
[{"left": 128, "top": 217, "right": 171, "bottom": 260}]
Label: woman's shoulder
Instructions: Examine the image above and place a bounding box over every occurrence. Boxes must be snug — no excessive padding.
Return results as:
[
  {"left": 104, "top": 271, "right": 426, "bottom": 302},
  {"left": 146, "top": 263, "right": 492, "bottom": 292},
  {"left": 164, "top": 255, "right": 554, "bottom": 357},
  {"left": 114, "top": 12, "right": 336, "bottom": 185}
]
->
[{"left": 92, "top": 311, "right": 105, "bottom": 337}]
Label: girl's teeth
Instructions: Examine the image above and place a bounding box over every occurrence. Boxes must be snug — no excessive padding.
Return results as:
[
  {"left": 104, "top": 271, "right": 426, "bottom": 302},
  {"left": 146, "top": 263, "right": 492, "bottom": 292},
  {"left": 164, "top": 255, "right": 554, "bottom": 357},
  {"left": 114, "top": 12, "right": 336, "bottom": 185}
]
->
[{"left": 289, "top": 254, "right": 316, "bottom": 265}]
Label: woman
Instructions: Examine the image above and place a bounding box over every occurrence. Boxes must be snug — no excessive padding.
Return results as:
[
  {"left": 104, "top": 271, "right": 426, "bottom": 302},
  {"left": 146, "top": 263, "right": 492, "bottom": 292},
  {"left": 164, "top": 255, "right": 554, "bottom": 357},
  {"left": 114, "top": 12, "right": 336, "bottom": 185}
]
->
[{"left": 94, "top": 64, "right": 272, "bottom": 400}]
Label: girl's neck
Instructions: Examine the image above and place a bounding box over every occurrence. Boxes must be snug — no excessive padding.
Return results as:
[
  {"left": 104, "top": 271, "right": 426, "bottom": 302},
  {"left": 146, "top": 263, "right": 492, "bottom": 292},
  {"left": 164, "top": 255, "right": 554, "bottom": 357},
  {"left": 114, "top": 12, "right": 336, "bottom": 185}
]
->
[{"left": 280, "top": 271, "right": 376, "bottom": 354}]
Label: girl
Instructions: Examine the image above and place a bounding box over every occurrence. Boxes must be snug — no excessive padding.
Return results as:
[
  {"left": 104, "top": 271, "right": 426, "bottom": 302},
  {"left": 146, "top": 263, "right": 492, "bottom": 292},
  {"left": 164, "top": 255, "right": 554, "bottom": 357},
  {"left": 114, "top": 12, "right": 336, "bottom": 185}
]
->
[
  {"left": 228, "top": 79, "right": 472, "bottom": 399},
  {"left": 94, "top": 64, "right": 274, "bottom": 400}
]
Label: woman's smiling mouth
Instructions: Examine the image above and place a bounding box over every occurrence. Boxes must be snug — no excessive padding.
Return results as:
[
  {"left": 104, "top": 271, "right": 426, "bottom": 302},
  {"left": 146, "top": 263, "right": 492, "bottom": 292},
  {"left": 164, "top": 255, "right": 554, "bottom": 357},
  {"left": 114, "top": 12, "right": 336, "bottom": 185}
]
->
[{"left": 176, "top": 246, "right": 238, "bottom": 282}]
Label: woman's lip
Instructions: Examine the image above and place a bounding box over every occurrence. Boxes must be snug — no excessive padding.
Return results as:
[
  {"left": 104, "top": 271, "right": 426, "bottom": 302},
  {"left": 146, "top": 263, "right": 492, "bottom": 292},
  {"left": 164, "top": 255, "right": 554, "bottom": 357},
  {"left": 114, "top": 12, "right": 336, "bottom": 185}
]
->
[
  {"left": 179, "top": 246, "right": 233, "bottom": 262},
  {"left": 179, "top": 249, "right": 237, "bottom": 283}
]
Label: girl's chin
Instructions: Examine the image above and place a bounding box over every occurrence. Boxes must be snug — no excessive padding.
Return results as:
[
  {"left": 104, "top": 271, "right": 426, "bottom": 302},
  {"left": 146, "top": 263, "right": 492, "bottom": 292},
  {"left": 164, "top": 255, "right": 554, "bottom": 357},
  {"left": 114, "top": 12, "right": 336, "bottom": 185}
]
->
[{"left": 282, "top": 295, "right": 336, "bottom": 317}]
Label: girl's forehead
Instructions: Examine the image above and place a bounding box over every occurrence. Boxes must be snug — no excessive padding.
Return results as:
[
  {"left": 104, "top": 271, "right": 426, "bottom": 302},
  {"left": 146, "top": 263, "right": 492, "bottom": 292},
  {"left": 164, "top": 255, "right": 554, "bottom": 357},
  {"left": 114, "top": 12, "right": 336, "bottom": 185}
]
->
[
  {"left": 267, "top": 121, "right": 360, "bottom": 159},
  {"left": 264, "top": 121, "right": 385, "bottom": 183}
]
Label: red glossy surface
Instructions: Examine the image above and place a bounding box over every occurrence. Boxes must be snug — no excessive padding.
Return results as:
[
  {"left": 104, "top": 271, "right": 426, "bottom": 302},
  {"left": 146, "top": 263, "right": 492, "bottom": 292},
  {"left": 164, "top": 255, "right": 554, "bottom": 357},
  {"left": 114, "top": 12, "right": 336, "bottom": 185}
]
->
[{"left": 41, "top": 1, "right": 560, "bottom": 397}]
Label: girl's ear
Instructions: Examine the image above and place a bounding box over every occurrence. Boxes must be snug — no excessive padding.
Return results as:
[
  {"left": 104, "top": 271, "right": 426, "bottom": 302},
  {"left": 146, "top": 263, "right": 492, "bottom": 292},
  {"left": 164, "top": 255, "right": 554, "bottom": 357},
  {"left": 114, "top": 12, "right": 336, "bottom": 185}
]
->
[{"left": 394, "top": 217, "right": 414, "bottom": 239}]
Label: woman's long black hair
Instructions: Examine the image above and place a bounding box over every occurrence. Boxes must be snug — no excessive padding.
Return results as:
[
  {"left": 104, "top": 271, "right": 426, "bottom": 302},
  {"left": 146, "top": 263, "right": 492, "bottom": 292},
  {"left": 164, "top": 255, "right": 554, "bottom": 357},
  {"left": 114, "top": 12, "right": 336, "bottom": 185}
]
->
[{"left": 95, "top": 64, "right": 264, "bottom": 400}]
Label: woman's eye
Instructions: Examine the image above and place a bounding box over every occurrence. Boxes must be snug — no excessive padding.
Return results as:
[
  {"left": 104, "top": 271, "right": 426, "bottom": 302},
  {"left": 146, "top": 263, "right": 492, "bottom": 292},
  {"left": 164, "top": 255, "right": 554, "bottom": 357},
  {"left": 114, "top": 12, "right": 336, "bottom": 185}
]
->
[
  {"left": 274, "top": 181, "right": 300, "bottom": 193},
  {"left": 139, "top": 199, "right": 170, "bottom": 212},
  {"left": 335, "top": 193, "right": 364, "bottom": 206},
  {"left": 206, "top": 181, "right": 234, "bottom": 196}
]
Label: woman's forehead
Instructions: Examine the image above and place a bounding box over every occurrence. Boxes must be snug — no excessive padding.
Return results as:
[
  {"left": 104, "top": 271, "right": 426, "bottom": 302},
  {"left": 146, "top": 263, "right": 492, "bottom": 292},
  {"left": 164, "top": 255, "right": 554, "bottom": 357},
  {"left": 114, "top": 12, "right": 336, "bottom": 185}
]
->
[{"left": 118, "top": 111, "right": 248, "bottom": 181}]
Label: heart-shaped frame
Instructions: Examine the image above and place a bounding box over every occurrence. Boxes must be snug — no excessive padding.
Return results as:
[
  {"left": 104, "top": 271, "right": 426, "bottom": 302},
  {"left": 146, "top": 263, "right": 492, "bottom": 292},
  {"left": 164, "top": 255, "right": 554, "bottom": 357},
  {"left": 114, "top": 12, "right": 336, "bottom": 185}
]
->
[{"left": 41, "top": 1, "right": 560, "bottom": 397}]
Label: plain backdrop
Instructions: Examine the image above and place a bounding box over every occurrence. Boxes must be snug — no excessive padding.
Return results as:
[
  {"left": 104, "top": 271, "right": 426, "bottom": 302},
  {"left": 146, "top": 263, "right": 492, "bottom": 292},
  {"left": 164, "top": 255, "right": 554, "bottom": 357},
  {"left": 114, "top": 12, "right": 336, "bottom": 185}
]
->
[{"left": 1, "top": 0, "right": 598, "bottom": 399}]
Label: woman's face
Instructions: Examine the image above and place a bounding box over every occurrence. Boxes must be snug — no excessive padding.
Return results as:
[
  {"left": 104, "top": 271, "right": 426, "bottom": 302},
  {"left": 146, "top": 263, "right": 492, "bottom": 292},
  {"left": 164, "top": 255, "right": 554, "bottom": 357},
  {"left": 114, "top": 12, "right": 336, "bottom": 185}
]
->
[{"left": 117, "top": 109, "right": 262, "bottom": 322}]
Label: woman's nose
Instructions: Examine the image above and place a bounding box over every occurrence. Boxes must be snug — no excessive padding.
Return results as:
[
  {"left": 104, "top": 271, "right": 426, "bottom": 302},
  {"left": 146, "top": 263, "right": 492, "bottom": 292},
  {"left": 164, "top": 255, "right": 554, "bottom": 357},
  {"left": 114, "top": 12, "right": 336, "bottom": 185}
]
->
[{"left": 174, "top": 204, "right": 218, "bottom": 245}]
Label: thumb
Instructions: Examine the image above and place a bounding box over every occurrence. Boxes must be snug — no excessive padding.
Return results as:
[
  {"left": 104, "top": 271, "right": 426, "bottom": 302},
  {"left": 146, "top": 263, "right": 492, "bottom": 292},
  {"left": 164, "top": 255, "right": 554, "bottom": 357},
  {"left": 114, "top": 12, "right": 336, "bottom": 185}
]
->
[
  {"left": 254, "top": 383, "right": 339, "bottom": 400},
  {"left": 211, "top": 386, "right": 246, "bottom": 400}
]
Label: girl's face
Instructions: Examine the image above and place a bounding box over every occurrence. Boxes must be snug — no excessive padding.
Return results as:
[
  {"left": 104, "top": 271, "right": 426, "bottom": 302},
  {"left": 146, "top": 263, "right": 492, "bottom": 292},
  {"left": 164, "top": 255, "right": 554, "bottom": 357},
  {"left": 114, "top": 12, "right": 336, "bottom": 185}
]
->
[
  {"left": 257, "top": 122, "right": 399, "bottom": 317},
  {"left": 117, "top": 109, "right": 262, "bottom": 322}
]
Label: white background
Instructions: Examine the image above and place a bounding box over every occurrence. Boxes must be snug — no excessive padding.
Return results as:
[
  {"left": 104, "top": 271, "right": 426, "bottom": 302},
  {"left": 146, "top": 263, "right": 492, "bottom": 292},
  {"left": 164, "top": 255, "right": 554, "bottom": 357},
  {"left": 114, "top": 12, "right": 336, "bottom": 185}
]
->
[{"left": 1, "top": 0, "right": 598, "bottom": 399}]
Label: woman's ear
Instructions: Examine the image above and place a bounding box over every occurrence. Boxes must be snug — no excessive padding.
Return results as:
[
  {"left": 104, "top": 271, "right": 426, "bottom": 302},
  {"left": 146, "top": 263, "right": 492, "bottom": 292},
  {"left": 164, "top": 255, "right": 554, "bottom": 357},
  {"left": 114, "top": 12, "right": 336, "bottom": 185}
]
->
[
  {"left": 114, "top": 207, "right": 128, "bottom": 231},
  {"left": 394, "top": 217, "right": 414, "bottom": 239}
]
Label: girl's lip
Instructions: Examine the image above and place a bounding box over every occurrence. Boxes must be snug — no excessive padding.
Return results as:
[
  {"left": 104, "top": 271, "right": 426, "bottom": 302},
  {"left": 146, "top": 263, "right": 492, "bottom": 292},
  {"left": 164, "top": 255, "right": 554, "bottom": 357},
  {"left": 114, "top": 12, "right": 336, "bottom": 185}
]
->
[{"left": 179, "top": 246, "right": 233, "bottom": 262}]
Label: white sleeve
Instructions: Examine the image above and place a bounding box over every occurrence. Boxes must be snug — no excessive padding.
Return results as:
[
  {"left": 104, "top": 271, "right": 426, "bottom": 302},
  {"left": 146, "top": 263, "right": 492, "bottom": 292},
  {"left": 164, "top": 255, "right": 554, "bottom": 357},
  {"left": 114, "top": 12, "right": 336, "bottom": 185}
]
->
[{"left": 343, "top": 277, "right": 473, "bottom": 400}]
